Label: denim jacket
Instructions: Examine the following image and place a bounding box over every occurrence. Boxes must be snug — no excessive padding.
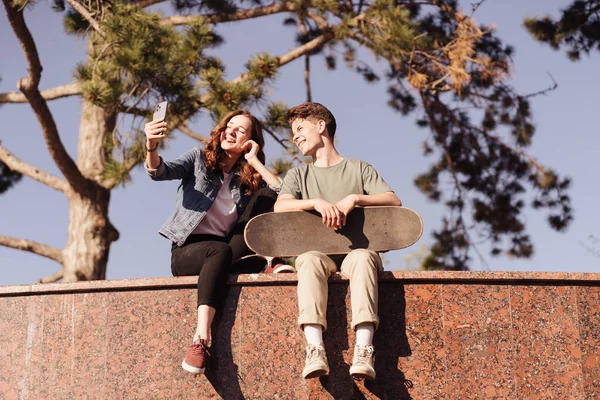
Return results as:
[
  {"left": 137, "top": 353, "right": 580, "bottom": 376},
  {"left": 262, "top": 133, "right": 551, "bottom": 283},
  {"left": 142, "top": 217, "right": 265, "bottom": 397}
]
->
[{"left": 145, "top": 147, "right": 278, "bottom": 246}]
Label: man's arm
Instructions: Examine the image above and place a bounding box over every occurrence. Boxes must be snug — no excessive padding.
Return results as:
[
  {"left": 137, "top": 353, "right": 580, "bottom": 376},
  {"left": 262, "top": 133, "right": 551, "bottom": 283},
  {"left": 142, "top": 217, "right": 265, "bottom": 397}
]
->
[
  {"left": 275, "top": 191, "right": 401, "bottom": 212},
  {"left": 357, "top": 161, "right": 401, "bottom": 207},
  {"left": 274, "top": 194, "right": 315, "bottom": 212},
  {"left": 274, "top": 169, "right": 316, "bottom": 212},
  {"left": 334, "top": 191, "right": 402, "bottom": 227},
  {"left": 354, "top": 191, "right": 402, "bottom": 207},
  {"left": 275, "top": 194, "right": 346, "bottom": 229}
]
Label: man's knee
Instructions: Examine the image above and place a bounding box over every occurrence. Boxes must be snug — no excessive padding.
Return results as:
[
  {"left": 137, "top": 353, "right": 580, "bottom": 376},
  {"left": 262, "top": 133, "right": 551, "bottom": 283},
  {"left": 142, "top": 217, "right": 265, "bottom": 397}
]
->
[
  {"left": 296, "top": 251, "right": 333, "bottom": 274},
  {"left": 341, "top": 249, "right": 383, "bottom": 278},
  {"left": 296, "top": 251, "right": 327, "bottom": 266},
  {"left": 346, "top": 249, "right": 382, "bottom": 269}
]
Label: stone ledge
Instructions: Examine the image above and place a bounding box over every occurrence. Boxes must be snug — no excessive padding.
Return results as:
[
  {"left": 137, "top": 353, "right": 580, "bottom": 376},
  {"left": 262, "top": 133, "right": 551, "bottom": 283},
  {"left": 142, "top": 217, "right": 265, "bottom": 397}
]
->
[
  {"left": 0, "top": 270, "right": 598, "bottom": 297},
  {"left": 1, "top": 271, "right": 599, "bottom": 399}
]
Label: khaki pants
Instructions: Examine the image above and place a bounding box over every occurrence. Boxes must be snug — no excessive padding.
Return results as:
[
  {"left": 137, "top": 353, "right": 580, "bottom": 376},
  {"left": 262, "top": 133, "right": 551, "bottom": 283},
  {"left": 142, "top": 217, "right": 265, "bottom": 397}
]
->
[{"left": 296, "top": 249, "right": 383, "bottom": 332}]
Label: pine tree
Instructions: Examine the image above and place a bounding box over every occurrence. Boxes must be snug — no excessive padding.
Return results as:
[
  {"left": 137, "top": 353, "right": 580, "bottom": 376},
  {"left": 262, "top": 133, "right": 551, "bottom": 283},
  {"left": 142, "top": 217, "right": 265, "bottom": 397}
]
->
[
  {"left": 524, "top": 0, "right": 600, "bottom": 61},
  {"left": 0, "top": 0, "right": 573, "bottom": 280}
]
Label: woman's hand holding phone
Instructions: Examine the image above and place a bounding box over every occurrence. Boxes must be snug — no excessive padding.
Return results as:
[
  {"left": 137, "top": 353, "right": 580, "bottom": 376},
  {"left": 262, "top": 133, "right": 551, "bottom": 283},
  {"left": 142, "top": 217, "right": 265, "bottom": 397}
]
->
[
  {"left": 144, "top": 120, "right": 168, "bottom": 149},
  {"left": 145, "top": 101, "right": 169, "bottom": 151},
  {"left": 145, "top": 120, "right": 167, "bottom": 138}
]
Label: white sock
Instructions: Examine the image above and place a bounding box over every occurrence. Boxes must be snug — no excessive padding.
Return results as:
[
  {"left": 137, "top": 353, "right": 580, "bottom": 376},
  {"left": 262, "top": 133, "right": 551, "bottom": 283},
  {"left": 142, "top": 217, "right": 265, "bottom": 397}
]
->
[
  {"left": 355, "top": 323, "right": 374, "bottom": 347},
  {"left": 304, "top": 324, "right": 324, "bottom": 346}
]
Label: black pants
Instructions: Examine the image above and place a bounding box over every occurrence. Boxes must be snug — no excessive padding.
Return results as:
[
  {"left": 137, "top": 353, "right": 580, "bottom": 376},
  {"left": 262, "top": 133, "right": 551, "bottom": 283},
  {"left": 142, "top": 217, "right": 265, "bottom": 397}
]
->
[{"left": 171, "top": 187, "right": 277, "bottom": 308}]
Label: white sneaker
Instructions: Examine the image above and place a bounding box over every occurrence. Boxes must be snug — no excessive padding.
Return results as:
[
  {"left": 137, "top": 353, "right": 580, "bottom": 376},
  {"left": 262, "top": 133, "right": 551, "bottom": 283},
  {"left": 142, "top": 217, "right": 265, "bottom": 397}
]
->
[
  {"left": 302, "top": 344, "right": 329, "bottom": 379},
  {"left": 264, "top": 257, "right": 296, "bottom": 274},
  {"left": 350, "top": 344, "right": 376, "bottom": 380}
]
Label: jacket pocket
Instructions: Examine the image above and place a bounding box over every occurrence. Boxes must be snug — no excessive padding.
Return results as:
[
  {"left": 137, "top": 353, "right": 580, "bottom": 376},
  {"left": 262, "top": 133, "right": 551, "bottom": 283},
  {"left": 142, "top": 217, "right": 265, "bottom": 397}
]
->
[{"left": 193, "top": 170, "right": 211, "bottom": 193}]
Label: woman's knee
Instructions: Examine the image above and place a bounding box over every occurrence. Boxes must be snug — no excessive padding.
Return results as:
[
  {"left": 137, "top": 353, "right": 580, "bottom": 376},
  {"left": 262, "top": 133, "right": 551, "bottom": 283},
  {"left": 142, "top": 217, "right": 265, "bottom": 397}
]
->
[{"left": 206, "top": 242, "right": 233, "bottom": 264}]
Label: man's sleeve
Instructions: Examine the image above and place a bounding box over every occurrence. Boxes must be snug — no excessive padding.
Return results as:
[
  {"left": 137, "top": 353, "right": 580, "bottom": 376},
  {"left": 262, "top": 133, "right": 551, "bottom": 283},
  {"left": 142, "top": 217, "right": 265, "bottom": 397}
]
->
[
  {"left": 278, "top": 168, "right": 302, "bottom": 199},
  {"left": 361, "top": 161, "right": 394, "bottom": 194}
]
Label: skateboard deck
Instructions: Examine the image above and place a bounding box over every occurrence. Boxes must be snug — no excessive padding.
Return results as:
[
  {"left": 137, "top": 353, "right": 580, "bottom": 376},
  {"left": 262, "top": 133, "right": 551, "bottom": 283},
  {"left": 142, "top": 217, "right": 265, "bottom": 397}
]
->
[{"left": 244, "top": 206, "right": 423, "bottom": 257}]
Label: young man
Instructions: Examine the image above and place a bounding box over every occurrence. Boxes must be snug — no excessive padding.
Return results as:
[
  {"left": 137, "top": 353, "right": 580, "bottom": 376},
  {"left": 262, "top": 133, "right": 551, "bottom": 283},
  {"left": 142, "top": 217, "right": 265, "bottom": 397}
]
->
[{"left": 274, "top": 102, "right": 401, "bottom": 380}]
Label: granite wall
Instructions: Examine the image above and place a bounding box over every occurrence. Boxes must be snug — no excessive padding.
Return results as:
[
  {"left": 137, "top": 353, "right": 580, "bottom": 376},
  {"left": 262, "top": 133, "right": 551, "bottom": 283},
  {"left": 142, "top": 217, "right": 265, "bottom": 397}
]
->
[{"left": 0, "top": 271, "right": 598, "bottom": 399}]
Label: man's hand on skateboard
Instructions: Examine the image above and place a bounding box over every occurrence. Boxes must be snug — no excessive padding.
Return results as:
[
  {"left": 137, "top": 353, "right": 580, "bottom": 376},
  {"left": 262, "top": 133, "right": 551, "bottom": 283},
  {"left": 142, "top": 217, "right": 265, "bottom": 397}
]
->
[
  {"left": 313, "top": 199, "right": 346, "bottom": 229},
  {"left": 313, "top": 195, "right": 359, "bottom": 230},
  {"left": 335, "top": 194, "right": 358, "bottom": 227}
]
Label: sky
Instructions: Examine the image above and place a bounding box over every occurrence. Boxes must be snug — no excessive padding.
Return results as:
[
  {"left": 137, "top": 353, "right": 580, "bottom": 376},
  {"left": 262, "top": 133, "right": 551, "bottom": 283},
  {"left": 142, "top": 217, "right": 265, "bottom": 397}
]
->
[{"left": 0, "top": 0, "right": 599, "bottom": 286}]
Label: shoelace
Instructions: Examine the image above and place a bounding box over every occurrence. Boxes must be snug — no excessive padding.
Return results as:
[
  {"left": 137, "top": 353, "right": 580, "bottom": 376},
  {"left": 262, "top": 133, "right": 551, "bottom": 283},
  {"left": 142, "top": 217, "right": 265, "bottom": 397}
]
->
[
  {"left": 354, "top": 346, "right": 373, "bottom": 365},
  {"left": 306, "top": 346, "right": 323, "bottom": 363},
  {"left": 191, "top": 341, "right": 211, "bottom": 357}
]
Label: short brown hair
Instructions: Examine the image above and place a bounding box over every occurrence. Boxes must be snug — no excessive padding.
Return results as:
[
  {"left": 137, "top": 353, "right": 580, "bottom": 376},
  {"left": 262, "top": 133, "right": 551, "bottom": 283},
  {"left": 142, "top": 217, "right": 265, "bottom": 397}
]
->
[{"left": 286, "top": 102, "right": 337, "bottom": 139}]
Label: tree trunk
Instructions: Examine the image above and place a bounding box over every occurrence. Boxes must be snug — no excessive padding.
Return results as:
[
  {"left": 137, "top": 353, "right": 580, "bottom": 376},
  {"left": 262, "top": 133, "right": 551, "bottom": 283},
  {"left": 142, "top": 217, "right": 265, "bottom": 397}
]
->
[
  {"left": 62, "top": 187, "right": 118, "bottom": 281},
  {"left": 62, "top": 99, "right": 119, "bottom": 282}
]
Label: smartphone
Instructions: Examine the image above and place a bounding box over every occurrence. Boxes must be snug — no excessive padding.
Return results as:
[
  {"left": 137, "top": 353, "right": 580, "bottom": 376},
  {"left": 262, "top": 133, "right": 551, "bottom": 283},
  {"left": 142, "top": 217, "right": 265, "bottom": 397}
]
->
[{"left": 153, "top": 101, "right": 168, "bottom": 122}]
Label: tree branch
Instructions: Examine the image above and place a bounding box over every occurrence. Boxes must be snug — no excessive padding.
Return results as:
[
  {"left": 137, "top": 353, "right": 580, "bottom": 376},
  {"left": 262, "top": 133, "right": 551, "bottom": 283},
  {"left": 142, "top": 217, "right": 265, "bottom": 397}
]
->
[
  {"left": 119, "top": 103, "right": 151, "bottom": 117},
  {"left": 128, "top": 0, "right": 166, "bottom": 9},
  {"left": 278, "top": 31, "right": 333, "bottom": 67},
  {"left": 484, "top": 131, "right": 547, "bottom": 174},
  {"left": 64, "top": 0, "right": 106, "bottom": 38},
  {"left": 3, "top": 0, "right": 90, "bottom": 193},
  {"left": 263, "top": 125, "right": 292, "bottom": 151},
  {"left": 3, "top": 0, "right": 41, "bottom": 88},
  {"left": 177, "top": 121, "right": 209, "bottom": 143},
  {"left": 161, "top": 2, "right": 296, "bottom": 26},
  {"left": 298, "top": 16, "right": 313, "bottom": 102},
  {"left": 0, "top": 143, "right": 69, "bottom": 193},
  {"left": 101, "top": 157, "right": 139, "bottom": 190},
  {"left": 0, "top": 83, "right": 81, "bottom": 104},
  {"left": 307, "top": 10, "right": 330, "bottom": 29},
  {"left": 200, "top": 31, "right": 334, "bottom": 104},
  {"left": 38, "top": 269, "right": 64, "bottom": 283},
  {"left": 262, "top": 126, "right": 303, "bottom": 164},
  {"left": 0, "top": 234, "right": 64, "bottom": 264},
  {"left": 523, "top": 72, "right": 558, "bottom": 99},
  {"left": 303, "top": 55, "right": 312, "bottom": 102},
  {"left": 469, "top": 0, "right": 488, "bottom": 17}
]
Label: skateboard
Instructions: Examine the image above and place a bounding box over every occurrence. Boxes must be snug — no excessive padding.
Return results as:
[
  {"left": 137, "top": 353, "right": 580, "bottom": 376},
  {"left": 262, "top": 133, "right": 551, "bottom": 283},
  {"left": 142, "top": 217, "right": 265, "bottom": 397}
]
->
[{"left": 244, "top": 206, "right": 423, "bottom": 258}]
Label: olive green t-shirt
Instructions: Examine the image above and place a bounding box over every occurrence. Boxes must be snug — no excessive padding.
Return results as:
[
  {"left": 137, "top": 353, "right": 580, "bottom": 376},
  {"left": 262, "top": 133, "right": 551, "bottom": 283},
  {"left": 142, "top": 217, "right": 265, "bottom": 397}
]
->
[{"left": 279, "top": 158, "right": 394, "bottom": 203}]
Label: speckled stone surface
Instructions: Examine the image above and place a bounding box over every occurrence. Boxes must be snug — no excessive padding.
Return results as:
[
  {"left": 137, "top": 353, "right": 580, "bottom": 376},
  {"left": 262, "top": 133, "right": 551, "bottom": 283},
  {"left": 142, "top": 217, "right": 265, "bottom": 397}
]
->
[
  {"left": 579, "top": 286, "right": 600, "bottom": 399},
  {"left": 0, "top": 271, "right": 599, "bottom": 399}
]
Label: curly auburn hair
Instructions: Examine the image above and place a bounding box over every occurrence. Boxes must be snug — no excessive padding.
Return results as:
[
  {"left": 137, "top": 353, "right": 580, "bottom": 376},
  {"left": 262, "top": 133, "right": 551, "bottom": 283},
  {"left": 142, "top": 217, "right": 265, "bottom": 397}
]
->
[{"left": 203, "top": 109, "right": 266, "bottom": 195}]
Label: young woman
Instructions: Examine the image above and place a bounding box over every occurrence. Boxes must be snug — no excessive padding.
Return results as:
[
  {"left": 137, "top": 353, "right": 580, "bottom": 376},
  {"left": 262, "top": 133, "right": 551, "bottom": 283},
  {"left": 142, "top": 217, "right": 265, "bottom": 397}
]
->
[{"left": 144, "top": 109, "right": 290, "bottom": 374}]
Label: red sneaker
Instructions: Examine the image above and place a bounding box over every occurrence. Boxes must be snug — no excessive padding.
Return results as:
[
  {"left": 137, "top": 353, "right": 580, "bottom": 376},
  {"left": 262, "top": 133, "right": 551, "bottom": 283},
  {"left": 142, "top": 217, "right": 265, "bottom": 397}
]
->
[
  {"left": 264, "top": 257, "right": 296, "bottom": 274},
  {"left": 182, "top": 338, "right": 210, "bottom": 374}
]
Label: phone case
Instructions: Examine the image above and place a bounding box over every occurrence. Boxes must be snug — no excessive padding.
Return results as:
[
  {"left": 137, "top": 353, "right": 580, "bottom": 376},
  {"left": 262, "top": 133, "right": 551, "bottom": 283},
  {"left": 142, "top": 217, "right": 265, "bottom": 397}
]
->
[{"left": 153, "top": 101, "right": 168, "bottom": 122}]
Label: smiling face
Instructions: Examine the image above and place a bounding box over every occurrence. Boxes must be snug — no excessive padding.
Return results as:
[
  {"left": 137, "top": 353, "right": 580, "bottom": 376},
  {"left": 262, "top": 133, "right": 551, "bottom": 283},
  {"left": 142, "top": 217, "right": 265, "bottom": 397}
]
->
[
  {"left": 291, "top": 117, "right": 326, "bottom": 156},
  {"left": 220, "top": 114, "right": 253, "bottom": 156}
]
